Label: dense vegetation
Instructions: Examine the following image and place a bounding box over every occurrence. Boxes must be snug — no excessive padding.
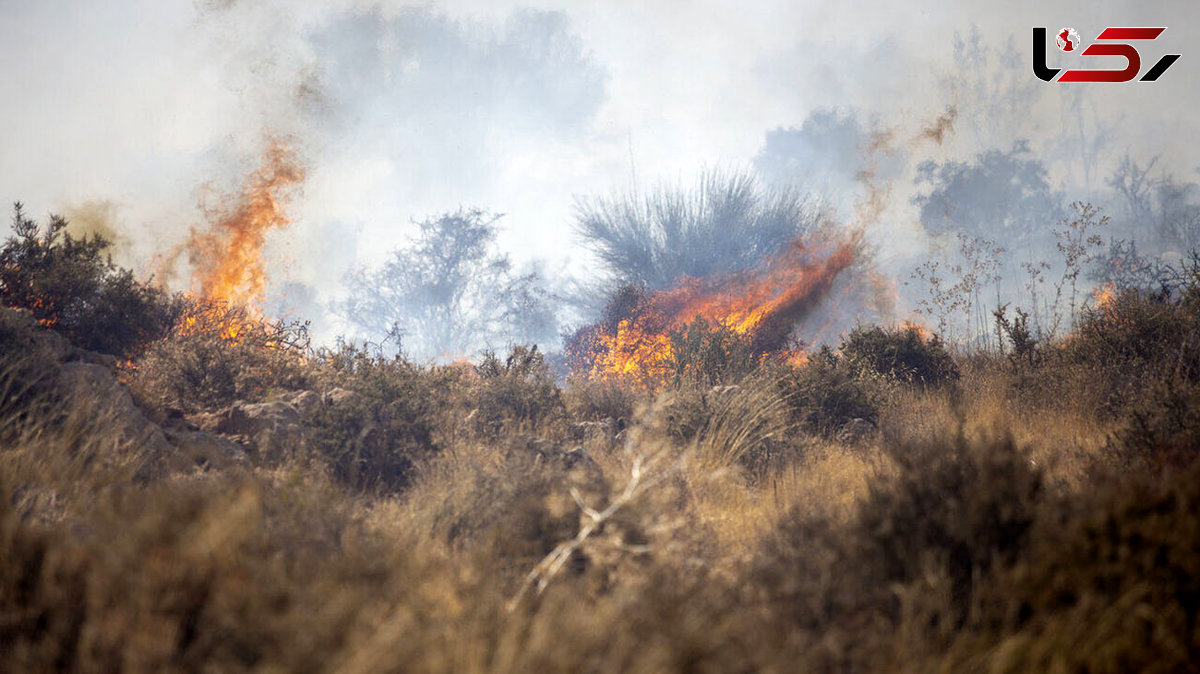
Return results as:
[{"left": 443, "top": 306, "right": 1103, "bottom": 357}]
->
[{"left": 2, "top": 208, "right": 1199, "bottom": 672}]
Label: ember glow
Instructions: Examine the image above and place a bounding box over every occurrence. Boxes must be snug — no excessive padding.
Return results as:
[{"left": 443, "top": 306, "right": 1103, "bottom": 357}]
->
[
  {"left": 186, "top": 140, "right": 305, "bottom": 311},
  {"left": 573, "top": 231, "right": 861, "bottom": 385},
  {"left": 1093, "top": 281, "right": 1117, "bottom": 314}
]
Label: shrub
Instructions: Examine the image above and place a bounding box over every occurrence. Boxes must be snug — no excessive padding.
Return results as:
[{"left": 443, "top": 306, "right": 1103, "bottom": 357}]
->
[
  {"left": 777, "top": 346, "right": 880, "bottom": 435},
  {"left": 950, "top": 453, "right": 1200, "bottom": 671},
  {"left": 472, "top": 345, "right": 565, "bottom": 437},
  {"left": 854, "top": 432, "right": 1043, "bottom": 625},
  {"left": 131, "top": 299, "right": 312, "bottom": 414},
  {"left": 755, "top": 431, "right": 1045, "bottom": 668},
  {"left": 841, "top": 323, "right": 959, "bottom": 386},
  {"left": 0, "top": 308, "right": 64, "bottom": 431},
  {"left": 562, "top": 375, "right": 639, "bottom": 424},
  {"left": 306, "top": 344, "right": 438, "bottom": 492},
  {"left": 0, "top": 204, "right": 180, "bottom": 359},
  {"left": 666, "top": 317, "right": 760, "bottom": 386},
  {"left": 573, "top": 170, "right": 821, "bottom": 291},
  {"left": 1110, "top": 378, "right": 1200, "bottom": 469},
  {"left": 1057, "top": 285, "right": 1200, "bottom": 415}
]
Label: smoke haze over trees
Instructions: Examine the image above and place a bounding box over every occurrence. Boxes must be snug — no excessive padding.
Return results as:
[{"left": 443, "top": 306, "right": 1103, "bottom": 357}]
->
[{"left": 3, "top": 0, "right": 1200, "bottom": 353}]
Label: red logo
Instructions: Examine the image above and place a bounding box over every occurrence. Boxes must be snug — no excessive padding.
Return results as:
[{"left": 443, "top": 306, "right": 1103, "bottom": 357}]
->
[
  {"left": 1033, "top": 27, "right": 1180, "bottom": 82},
  {"left": 1056, "top": 27, "right": 1080, "bottom": 52}
]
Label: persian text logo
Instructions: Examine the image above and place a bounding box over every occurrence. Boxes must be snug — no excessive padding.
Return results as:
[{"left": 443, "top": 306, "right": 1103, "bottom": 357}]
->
[{"left": 1033, "top": 26, "right": 1181, "bottom": 82}]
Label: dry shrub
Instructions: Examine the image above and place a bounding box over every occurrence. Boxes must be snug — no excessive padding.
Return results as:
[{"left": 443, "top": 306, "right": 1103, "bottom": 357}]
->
[
  {"left": 754, "top": 430, "right": 1045, "bottom": 670},
  {"left": 946, "top": 451, "right": 1200, "bottom": 671},
  {"left": 471, "top": 345, "right": 566, "bottom": 437},
  {"left": 562, "top": 375, "right": 640, "bottom": 424},
  {"left": 132, "top": 300, "right": 312, "bottom": 414},
  {"left": 305, "top": 344, "right": 438, "bottom": 493},
  {"left": 777, "top": 345, "right": 881, "bottom": 435},
  {"left": 841, "top": 323, "right": 959, "bottom": 387},
  {"left": 1058, "top": 285, "right": 1200, "bottom": 414}
]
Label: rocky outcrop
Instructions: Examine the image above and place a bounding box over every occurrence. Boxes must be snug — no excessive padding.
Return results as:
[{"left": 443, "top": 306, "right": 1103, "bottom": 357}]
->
[
  {"left": 209, "top": 400, "right": 304, "bottom": 463},
  {"left": 59, "top": 361, "right": 173, "bottom": 459}
]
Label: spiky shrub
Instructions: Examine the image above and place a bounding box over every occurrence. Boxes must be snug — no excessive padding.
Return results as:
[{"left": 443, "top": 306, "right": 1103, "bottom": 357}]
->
[
  {"left": 0, "top": 203, "right": 179, "bottom": 358},
  {"left": 574, "top": 169, "right": 822, "bottom": 290},
  {"left": 841, "top": 323, "right": 959, "bottom": 387},
  {"left": 777, "top": 346, "right": 880, "bottom": 435}
]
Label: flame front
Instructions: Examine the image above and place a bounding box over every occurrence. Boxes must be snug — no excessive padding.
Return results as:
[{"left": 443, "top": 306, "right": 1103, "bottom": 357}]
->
[
  {"left": 186, "top": 140, "right": 304, "bottom": 311},
  {"left": 576, "top": 231, "right": 861, "bottom": 386}
]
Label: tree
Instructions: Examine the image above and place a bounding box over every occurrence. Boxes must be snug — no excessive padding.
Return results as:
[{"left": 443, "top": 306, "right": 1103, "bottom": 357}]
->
[
  {"left": 340, "top": 208, "right": 556, "bottom": 360},
  {"left": 913, "top": 141, "right": 1063, "bottom": 250}
]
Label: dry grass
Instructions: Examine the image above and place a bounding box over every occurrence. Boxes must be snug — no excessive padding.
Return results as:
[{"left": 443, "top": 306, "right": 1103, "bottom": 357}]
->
[{"left": 2, "top": 295, "right": 1200, "bottom": 672}]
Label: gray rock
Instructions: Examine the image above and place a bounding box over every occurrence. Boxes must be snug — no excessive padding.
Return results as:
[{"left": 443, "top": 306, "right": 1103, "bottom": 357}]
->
[
  {"left": 280, "top": 389, "right": 322, "bottom": 417},
  {"left": 167, "top": 430, "right": 249, "bottom": 471},
  {"left": 568, "top": 418, "right": 617, "bottom": 442},
  {"left": 59, "top": 361, "right": 173, "bottom": 458},
  {"left": 215, "top": 400, "right": 303, "bottom": 462},
  {"left": 326, "top": 387, "right": 359, "bottom": 407}
]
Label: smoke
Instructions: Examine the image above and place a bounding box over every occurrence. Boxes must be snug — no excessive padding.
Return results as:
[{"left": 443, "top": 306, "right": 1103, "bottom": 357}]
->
[{"left": 3, "top": 0, "right": 1200, "bottom": 350}]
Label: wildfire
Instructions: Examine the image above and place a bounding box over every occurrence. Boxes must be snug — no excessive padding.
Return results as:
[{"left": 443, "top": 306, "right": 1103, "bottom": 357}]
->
[
  {"left": 1093, "top": 281, "right": 1117, "bottom": 314},
  {"left": 574, "top": 231, "right": 861, "bottom": 386},
  {"left": 186, "top": 140, "right": 305, "bottom": 311}
]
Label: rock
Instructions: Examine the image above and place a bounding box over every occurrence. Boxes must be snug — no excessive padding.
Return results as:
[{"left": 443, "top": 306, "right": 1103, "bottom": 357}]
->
[
  {"left": 167, "top": 430, "right": 249, "bottom": 471},
  {"left": 836, "top": 418, "right": 877, "bottom": 445},
  {"left": 326, "top": 387, "right": 359, "bottom": 407},
  {"left": 214, "top": 400, "right": 303, "bottom": 462},
  {"left": 280, "top": 389, "right": 322, "bottom": 417},
  {"left": 59, "top": 361, "right": 173, "bottom": 458}
]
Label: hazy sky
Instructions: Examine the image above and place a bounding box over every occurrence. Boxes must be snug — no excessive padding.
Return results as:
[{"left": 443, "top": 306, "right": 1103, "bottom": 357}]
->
[{"left": 2, "top": 0, "right": 1196, "bottom": 340}]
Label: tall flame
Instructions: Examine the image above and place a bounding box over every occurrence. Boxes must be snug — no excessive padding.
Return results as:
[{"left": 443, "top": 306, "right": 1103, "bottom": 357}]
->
[{"left": 186, "top": 140, "right": 304, "bottom": 310}]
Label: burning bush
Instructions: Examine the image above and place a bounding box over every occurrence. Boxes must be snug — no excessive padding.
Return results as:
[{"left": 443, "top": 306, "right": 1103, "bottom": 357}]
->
[
  {"left": 566, "top": 231, "right": 861, "bottom": 388},
  {"left": 667, "top": 317, "right": 761, "bottom": 386},
  {"left": 1057, "top": 273, "right": 1200, "bottom": 416},
  {"left": 0, "top": 204, "right": 180, "bottom": 358},
  {"left": 132, "top": 299, "right": 312, "bottom": 414},
  {"left": 574, "top": 169, "right": 824, "bottom": 292},
  {"left": 841, "top": 323, "right": 959, "bottom": 387}
]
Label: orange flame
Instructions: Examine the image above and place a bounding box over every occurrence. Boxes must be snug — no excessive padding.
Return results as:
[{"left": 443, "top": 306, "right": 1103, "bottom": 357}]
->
[
  {"left": 186, "top": 140, "right": 304, "bottom": 311},
  {"left": 576, "top": 231, "right": 861, "bottom": 386},
  {"left": 1093, "top": 281, "right": 1116, "bottom": 314}
]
